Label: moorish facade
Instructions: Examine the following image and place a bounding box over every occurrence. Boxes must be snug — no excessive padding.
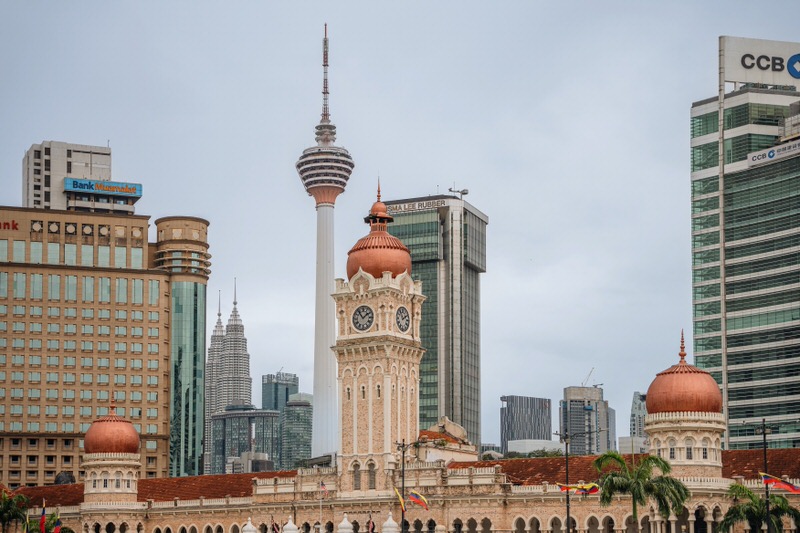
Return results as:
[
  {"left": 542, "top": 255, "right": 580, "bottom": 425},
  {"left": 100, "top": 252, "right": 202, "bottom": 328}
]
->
[{"left": 11, "top": 193, "right": 800, "bottom": 533}]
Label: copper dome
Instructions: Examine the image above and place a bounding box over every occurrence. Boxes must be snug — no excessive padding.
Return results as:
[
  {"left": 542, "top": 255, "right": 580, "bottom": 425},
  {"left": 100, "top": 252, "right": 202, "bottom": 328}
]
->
[
  {"left": 84, "top": 408, "right": 140, "bottom": 454},
  {"left": 646, "top": 332, "right": 722, "bottom": 415},
  {"left": 346, "top": 187, "right": 411, "bottom": 280}
]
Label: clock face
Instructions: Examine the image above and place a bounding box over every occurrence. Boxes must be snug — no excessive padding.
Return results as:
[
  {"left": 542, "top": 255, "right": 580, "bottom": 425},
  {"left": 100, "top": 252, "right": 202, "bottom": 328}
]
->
[
  {"left": 352, "top": 305, "right": 375, "bottom": 331},
  {"left": 396, "top": 306, "right": 410, "bottom": 332}
]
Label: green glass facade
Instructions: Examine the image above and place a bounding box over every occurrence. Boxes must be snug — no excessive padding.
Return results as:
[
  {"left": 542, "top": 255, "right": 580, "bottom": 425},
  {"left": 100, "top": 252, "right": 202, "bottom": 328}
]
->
[
  {"left": 169, "top": 281, "right": 207, "bottom": 476},
  {"left": 691, "top": 88, "right": 800, "bottom": 449},
  {"left": 386, "top": 197, "right": 487, "bottom": 445}
]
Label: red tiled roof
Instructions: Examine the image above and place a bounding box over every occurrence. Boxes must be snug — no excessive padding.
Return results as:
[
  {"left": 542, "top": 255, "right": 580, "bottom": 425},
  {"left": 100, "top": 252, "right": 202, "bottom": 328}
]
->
[
  {"left": 418, "top": 430, "right": 462, "bottom": 445},
  {"left": 453, "top": 449, "right": 800, "bottom": 486},
  {"left": 17, "top": 470, "right": 298, "bottom": 507},
  {"left": 723, "top": 449, "right": 800, "bottom": 479}
]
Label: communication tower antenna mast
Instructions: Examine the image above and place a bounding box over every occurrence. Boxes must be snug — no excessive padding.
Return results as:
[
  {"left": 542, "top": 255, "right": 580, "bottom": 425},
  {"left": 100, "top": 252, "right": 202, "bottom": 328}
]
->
[{"left": 322, "top": 23, "right": 330, "bottom": 124}]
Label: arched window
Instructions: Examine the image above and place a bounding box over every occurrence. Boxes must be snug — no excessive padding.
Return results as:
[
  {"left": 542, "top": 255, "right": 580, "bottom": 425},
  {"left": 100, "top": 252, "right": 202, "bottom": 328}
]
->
[
  {"left": 377, "top": 385, "right": 381, "bottom": 399},
  {"left": 367, "top": 463, "right": 376, "bottom": 490},
  {"left": 685, "top": 438, "right": 694, "bottom": 460},
  {"left": 346, "top": 388, "right": 351, "bottom": 401},
  {"left": 353, "top": 463, "right": 361, "bottom": 490},
  {"left": 361, "top": 386, "right": 366, "bottom": 400}
]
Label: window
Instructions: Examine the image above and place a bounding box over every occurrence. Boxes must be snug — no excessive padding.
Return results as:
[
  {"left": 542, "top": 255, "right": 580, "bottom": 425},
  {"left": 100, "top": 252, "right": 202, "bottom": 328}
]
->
[
  {"left": 98, "top": 246, "right": 110, "bottom": 267},
  {"left": 81, "top": 324, "right": 93, "bottom": 335},
  {"left": 81, "top": 309, "right": 93, "bottom": 319},
  {"left": 131, "top": 248, "right": 143, "bottom": 269},
  {"left": 114, "top": 247, "right": 126, "bottom": 268},
  {"left": 47, "top": 242, "right": 59, "bottom": 264},
  {"left": 99, "top": 277, "right": 111, "bottom": 303},
  {"left": 368, "top": 463, "right": 376, "bottom": 489},
  {"left": 148, "top": 328, "right": 159, "bottom": 338},
  {"left": 131, "top": 327, "right": 143, "bottom": 337},
  {"left": 80, "top": 245, "right": 93, "bottom": 267},
  {"left": 64, "top": 244, "right": 76, "bottom": 266},
  {"left": 30, "top": 274, "right": 43, "bottom": 299},
  {"left": 65, "top": 276, "right": 77, "bottom": 301},
  {"left": 148, "top": 311, "right": 159, "bottom": 321},
  {"left": 115, "top": 326, "right": 127, "bottom": 336},
  {"left": 148, "top": 280, "right": 159, "bottom": 305},
  {"left": 98, "top": 309, "right": 110, "bottom": 320},
  {"left": 147, "top": 376, "right": 158, "bottom": 386},
  {"left": 131, "top": 375, "right": 142, "bottom": 386},
  {"left": 132, "top": 279, "right": 143, "bottom": 304},
  {"left": 82, "top": 277, "right": 94, "bottom": 302},
  {"left": 13, "top": 273, "right": 25, "bottom": 299},
  {"left": 353, "top": 463, "right": 361, "bottom": 490},
  {"left": 131, "top": 311, "right": 143, "bottom": 321},
  {"left": 97, "top": 358, "right": 109, "bottom": 368},
  {"left": 116, "top": 310, "right": 127, "bottom": 320},
  {"left": 30, "top": 242, "right": 42, "bottom": 264}
]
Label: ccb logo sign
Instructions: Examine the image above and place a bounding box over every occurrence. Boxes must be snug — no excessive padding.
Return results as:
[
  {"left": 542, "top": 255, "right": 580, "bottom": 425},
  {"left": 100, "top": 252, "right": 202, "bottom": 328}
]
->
[
  {"left": 741, "top": 52, "right": 800, "bottom": 79},
  {"left": 751, "top": 150, "right": 776, "bottom": 163}
]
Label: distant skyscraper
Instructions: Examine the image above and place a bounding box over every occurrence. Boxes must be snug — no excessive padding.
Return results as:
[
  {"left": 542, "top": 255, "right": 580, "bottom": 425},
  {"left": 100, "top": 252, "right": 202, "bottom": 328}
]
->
[
  {"left": 22, "top": 141, "right": 142, "bottom": 214},
  {"left": 559, "top": 386, "right": 616, "bottom": 456},
  {"left": 262, "top": 372, "right": 300, "bottom": 412},
  {"left": 691, "top": 36, "right": 800, "bottom": 449},
  {"left": 296, "top": 25, "right": 354, "bottom": 457},
  {"left": 210, "top": 403, "right": 280, "bottom": 474},
  {"left": 203, "top": 285, "right": 252, "bottom": 474},
  {"left": 281, "top": 393, "right": 313, "bottom": 469},
  {"left": 500, "top": 395, "right": 551, "bottom": 455},
  {"left": 384, "top": 195, "right": 488, "bottom": 445},
  {"left": 630, "top": 391, "right": 647, "bottom": 438}
]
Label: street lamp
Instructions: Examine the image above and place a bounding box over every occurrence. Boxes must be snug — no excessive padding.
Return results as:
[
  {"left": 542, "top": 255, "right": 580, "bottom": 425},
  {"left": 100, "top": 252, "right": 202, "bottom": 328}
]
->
[
  {"left": 554, "top": 428, "right": 606, "bottom": 533},
  {"left": 755, "top": 419, "right": 773, "bottom": 533},
  {"left": 396, "top": 440, "right": 418, "bottom": 533}
]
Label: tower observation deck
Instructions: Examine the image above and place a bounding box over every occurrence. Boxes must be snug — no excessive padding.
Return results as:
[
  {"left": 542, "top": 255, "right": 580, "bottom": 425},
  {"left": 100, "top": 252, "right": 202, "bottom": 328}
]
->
[{"left": 295, "top": 25, "right": 354, "bottom": 457}]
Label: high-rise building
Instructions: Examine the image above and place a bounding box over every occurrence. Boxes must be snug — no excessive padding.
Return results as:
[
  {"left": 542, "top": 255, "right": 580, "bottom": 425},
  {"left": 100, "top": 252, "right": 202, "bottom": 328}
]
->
[
  {"left": 690, "top": 36, "right": 800, "bottom": 449},
  {"left": 629, "top": 391, "right": 647, "bottom": 438},
  {"left": 384, "top": 195, "right": 488, "bottom": 445},
  {"left": 0, "top": 204, "right": 210, "bottom": 487},
  {"left": 262, "top": 372, "right": 299, "bottom": 412},
  {"left": 280, "top": 393, "right": 313, "bottom": 469},
  {"left": 22, "top": 141, "right": 143, "bottom": 215},
  {"left": 210, "top": 403, "right": 280, "bottom": 474},
  {"left": 559, "top": 386, "right": 616, "bottom": 456},
  {"left": 500, "top": 395, "right": 551, "bottom": 455},
  {"left": 295, "top": 25, "right": 354, "bottom": 457},
  {"left": 203, "top": 288, "right": 252, "bottom": 473}
]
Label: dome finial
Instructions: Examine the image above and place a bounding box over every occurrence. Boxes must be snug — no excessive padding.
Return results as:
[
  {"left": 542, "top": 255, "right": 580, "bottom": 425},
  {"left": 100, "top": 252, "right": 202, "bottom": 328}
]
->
[
  {"left": 377, "top": 179, "right": 381, "bottom": 202},
  {"left": 679, "top": 329, "right": 686, "bottom": 363}
]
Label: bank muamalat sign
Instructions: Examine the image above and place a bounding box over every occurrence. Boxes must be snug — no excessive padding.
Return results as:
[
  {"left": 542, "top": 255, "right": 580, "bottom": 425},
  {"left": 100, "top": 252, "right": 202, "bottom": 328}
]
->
[
  {"left": 722, "top": 36, "right": 800, "bottom": 85},
  {"left": 748, "top": 139, "right": 800, "bottom": 167},
  {"left": 63, "top": 178, "right": 142, "bottom": 198}
]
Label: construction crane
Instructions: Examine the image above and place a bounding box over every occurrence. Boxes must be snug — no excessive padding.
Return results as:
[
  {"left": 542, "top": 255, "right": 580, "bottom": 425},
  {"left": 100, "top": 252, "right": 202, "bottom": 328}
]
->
[{"left": 581, "top": 368, "right": 595, "bottom": 387}]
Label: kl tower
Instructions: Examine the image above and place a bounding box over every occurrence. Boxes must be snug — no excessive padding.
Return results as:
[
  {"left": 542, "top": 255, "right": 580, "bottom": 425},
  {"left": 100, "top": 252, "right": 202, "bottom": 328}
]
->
[{"left": 296, "top": 24, "right": 354, "bottom": 457}]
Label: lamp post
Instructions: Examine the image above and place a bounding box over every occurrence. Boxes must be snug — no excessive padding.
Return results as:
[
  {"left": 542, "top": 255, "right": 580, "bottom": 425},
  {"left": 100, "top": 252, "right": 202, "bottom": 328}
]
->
[
  {"left": 756, "top": 418, "right": 773, "bottom": 533},
  {"left": 554, "top": 428, "right": 606, "bottom": 533},
  {"left": 396, "top": 440, "right": 417, "bottom": 533}
]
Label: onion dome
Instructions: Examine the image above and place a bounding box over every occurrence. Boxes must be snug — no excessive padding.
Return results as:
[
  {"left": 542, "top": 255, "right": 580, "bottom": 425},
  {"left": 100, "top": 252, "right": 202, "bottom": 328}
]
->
[
  {"left": 84, "top": 405, "right": 140, "bottom": 454},
  {"left": 346, "top": 185, "right": 411, "bottom": 280},
  {"left": 646, "top": 332, "right": 722, "bottom": 414}
]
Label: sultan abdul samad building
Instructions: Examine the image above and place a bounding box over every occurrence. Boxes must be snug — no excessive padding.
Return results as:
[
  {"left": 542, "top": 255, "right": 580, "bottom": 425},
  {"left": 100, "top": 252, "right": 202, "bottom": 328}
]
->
[{"left": 9, "top": 193, "right": 800, "bottom": 533}]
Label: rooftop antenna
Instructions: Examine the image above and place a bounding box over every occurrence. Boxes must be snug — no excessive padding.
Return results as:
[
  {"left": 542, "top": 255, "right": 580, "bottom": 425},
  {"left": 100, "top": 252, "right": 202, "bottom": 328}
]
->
[
  {"left": 448, "top": 186, "right": 469, "bottom": 199},
  {"left": 217, "top": 290, "right": 222, "bottom": 318},
  {"left": 233, "top": 277, "right": 238, "bottom": 307},
  {"left": 321, "top": 23, "right": 330, "bottom": 124}
]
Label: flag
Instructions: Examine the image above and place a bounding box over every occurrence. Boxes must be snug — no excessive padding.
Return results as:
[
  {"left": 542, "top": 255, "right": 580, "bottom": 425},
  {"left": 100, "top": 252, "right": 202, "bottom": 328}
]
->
[
  {"left": 320, "top": 481, "right": 329, "bottom": 498},
  {"left": 367, "top": 514, "right": 376, "bottom": 533},
  {"left": 557, "top": 483, "right": 600, "bottom": 495},
  {"left": 760, "top": 472, "right": 800, "bottom": 494},
  {"left": 53, "top": 519, "right": 62, "bottom": 533},
  {"left": 271, "top": 516, "right": 280, "bottom": 533},
  {"left": 408, "top": 490, "right": 429, "bottom": 510},
  {"left": 394, "top": 487, "right": 406, "bottom": 512},
  {"left": 575, "top": 483, "right": 600, "bottom": 495},
  {"left": 40, "top": 500, "right": 46, "bottom": 533}
]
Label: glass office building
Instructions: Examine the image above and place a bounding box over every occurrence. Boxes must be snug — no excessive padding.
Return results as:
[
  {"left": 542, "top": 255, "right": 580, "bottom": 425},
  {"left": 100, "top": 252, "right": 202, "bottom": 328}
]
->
[
  {"left": 385, "top": 195, "right": 488, "bottom": 445},
  {"left": 210, "top": 403, "right": 280, "bottom": 474},
  {"left": 691, "top": 87, "right": 800, "bottom": 449}
]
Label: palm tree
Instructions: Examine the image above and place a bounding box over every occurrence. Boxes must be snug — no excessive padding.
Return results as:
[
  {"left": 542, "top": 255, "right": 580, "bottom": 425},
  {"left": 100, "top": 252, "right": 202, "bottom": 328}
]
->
[
  {"left": 593, "top": 451, "right": 690, "bottom": 532},
  {"left": 719, "top": 483, "right": 800, "bottom": 533},
  {"left": 0, "top": 490, "right": 30, "bottom": 533}
]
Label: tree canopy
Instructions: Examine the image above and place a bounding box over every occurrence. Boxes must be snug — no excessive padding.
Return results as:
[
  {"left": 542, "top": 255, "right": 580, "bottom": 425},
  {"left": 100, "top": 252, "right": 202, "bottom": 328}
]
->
[
  {"left": 719, "top": 483, "right": 800, "bottom": 533},
  {"left": 593, "top": 451, "right": 690, "bottom": 531}
]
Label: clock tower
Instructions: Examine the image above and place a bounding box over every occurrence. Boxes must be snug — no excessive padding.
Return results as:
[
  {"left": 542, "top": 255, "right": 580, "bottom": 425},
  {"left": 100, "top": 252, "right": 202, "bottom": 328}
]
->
[{"left": 333, "top": 188, "right": 425, "bottom": 494}]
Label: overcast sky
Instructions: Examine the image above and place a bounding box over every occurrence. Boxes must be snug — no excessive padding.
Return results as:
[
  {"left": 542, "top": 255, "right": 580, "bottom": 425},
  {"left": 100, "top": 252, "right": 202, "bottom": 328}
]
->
[{"left": 2, "top": 2, "right": 799, "bottom": 445}]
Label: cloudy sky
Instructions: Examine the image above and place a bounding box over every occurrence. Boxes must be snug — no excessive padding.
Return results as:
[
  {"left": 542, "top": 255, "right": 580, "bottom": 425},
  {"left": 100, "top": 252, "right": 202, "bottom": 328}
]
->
[{"left": 2, "top": 2, "right": 799, "bottom": 445}]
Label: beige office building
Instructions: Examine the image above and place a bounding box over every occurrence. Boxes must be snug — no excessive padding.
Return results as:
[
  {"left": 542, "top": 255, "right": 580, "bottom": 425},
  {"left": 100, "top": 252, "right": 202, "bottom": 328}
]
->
[{"left": 0, "top": 206, "right": 210, "bottom": 487}]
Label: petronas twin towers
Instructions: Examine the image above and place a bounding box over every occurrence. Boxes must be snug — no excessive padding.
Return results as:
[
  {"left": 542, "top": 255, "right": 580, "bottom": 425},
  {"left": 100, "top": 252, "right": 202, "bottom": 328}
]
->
[{"left": 203, "top": 285, "right": 252, "bottom": 474}]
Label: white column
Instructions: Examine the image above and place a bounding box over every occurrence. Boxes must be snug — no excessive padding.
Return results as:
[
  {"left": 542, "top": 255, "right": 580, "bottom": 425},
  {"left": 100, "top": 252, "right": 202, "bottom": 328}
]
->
[{"left": 313, "top": 203, "right": 338, "bottom": 457}]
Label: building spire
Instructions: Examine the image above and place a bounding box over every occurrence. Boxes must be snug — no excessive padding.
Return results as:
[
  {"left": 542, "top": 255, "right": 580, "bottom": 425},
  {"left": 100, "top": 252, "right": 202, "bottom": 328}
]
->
[
  {"left": 377, "top": 179, "right": 381, "bottom": 202},
  {"left": 322, "top": 23, "right": 330, "bottom": 124},
  {"left": 679, "top": 329, "right": 686, "bottom": 363},
  {"left": 217, "top": 290, "right": 222, "bottom": 319},
  {"left": 233, "top": 277, "right": 238, "bottom": 307}
]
